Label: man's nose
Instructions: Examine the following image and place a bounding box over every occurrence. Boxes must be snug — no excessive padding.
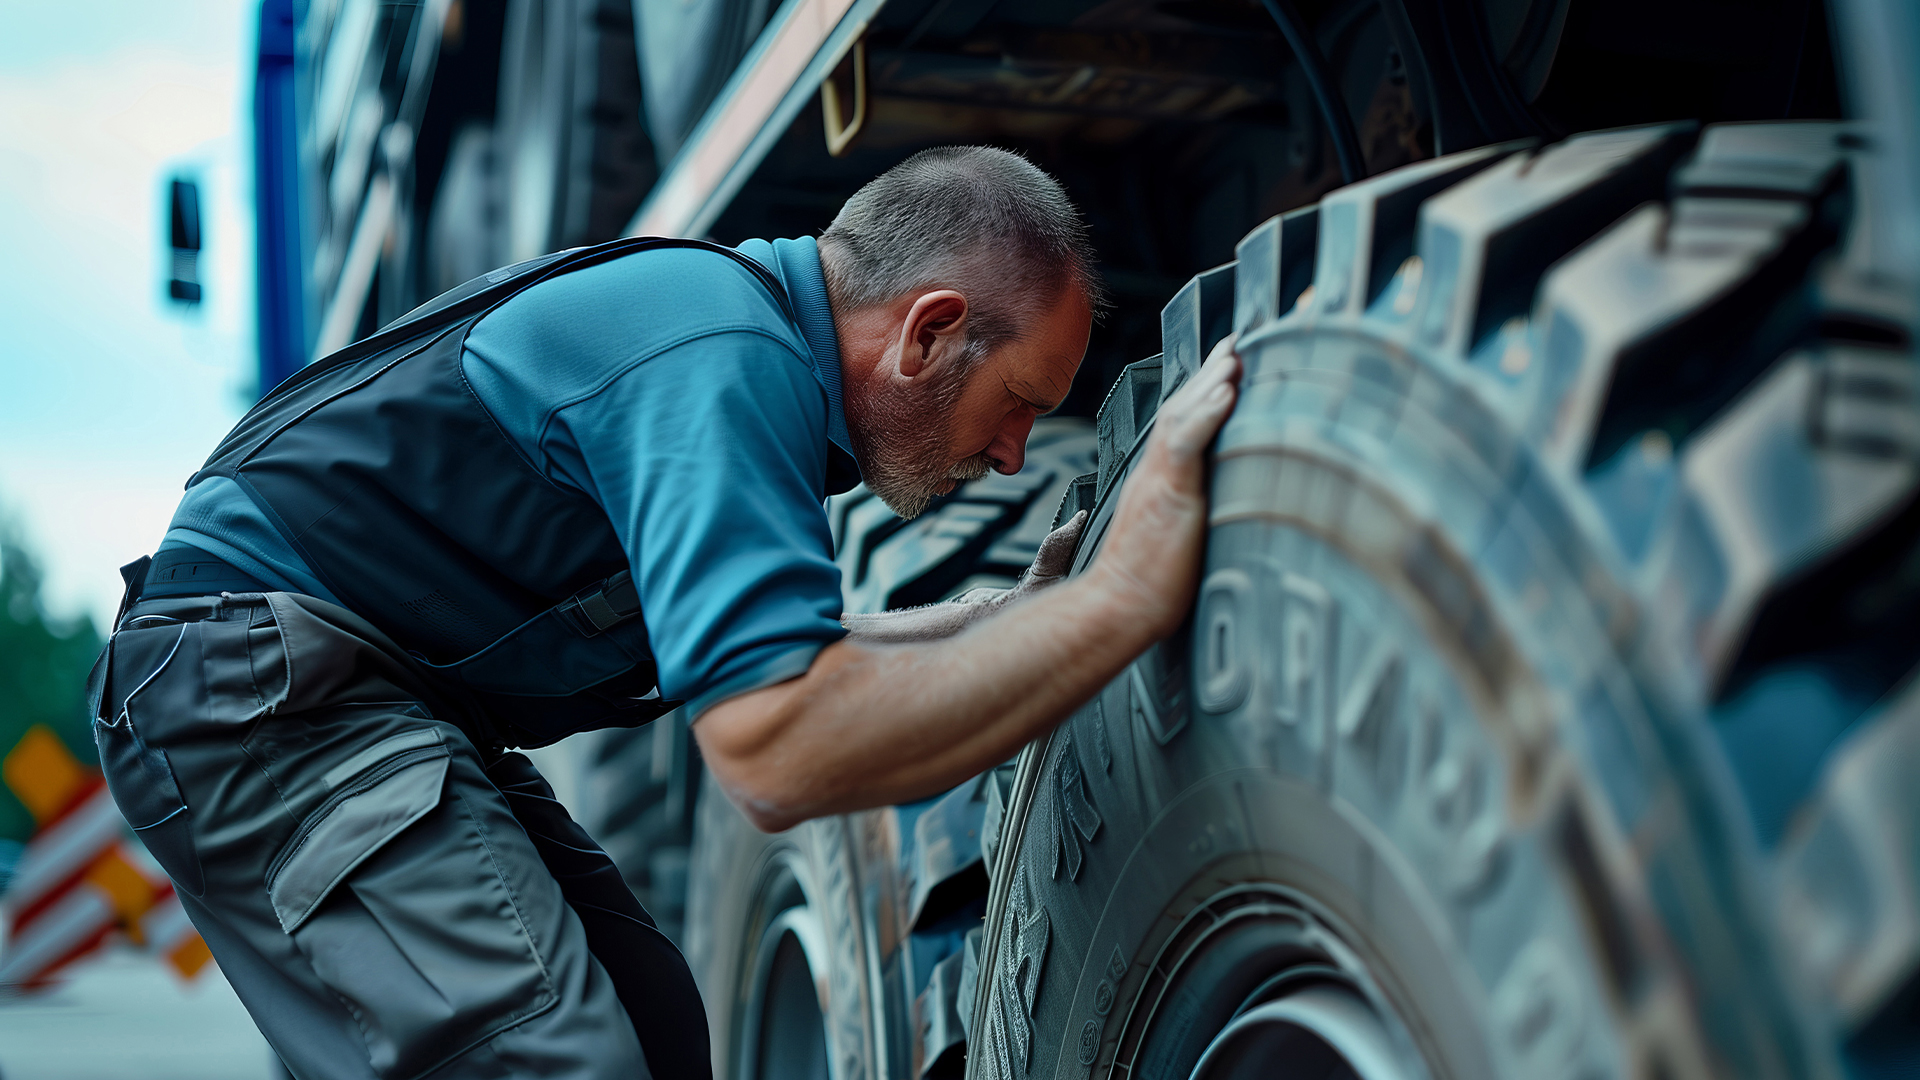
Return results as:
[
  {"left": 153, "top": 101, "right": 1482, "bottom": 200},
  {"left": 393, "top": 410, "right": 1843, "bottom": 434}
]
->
[{"left": 986, "top": 415, "right": 1032, "bottom": 474}]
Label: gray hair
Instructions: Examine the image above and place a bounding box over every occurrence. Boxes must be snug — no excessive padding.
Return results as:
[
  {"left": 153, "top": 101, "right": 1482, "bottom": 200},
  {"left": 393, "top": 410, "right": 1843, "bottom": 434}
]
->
[{"left": 818, "top": 147, "right": 1105, "bottom": 361}]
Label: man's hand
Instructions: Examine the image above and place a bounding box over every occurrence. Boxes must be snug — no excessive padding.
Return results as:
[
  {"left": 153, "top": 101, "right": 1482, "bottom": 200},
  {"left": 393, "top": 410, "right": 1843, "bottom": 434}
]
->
[
  {"left": 697, "top": 339, "right": 1240, "bottom": 832},
  {"left": 841, "top": 510, "right": 1088, "bottom": 645},
  {"left": 1084, "top": 336, "right": 1240, "bottom": 638}
]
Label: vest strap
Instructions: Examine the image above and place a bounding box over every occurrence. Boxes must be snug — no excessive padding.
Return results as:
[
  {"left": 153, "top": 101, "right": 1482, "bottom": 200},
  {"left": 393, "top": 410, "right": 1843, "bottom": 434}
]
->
[{"left": 419, "top": 569, "right": 657, "bottom": 698}]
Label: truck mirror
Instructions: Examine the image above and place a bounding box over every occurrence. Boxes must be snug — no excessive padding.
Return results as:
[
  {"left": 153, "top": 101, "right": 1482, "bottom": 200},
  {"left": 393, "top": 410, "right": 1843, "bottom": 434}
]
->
[{"left": 168, "top": 177, "right": 203, "bottom": 305}]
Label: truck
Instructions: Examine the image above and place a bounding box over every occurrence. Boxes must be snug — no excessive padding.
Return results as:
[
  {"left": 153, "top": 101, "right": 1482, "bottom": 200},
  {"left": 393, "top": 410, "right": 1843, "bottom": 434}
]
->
[{"left": 253, "top": 1, "right": 1920, "bottom": 1077}]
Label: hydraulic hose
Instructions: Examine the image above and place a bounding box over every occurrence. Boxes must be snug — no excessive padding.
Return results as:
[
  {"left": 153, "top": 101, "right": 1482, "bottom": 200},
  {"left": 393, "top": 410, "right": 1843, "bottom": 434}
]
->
[{"left": 1259, "top": 0, "right": 1368, "bottom": 185}]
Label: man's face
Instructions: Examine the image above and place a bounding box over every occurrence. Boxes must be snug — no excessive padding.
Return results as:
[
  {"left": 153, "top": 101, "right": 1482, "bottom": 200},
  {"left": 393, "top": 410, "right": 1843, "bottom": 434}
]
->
[{"left": 849, "top": 287, "right": 1092, "bottom": 519}]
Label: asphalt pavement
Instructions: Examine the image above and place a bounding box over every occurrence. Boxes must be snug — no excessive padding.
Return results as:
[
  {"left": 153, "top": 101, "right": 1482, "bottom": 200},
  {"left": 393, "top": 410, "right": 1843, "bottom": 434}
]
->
[{"left": 0, "top": 945, "right": 274, "bottom": 1080}]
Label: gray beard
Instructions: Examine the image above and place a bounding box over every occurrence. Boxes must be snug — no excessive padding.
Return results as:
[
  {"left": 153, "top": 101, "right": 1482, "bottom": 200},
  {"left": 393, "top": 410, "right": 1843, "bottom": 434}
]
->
[{"left": 846, "top": 367, "right": 994, "bottom": 519}]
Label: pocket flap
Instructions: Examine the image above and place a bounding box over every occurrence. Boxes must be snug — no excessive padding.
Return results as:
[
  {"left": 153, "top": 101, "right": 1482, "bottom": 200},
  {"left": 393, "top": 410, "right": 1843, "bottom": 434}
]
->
[{"left": 268, "top": 752, "right": 450, "bottom": 934}]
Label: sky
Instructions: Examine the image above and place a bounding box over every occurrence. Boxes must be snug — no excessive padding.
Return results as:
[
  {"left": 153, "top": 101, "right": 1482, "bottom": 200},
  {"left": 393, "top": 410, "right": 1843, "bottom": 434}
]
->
[
  {"left": 0, "top": 8, "right": 281, "bottom": 1066},
  {"left": 0, "top": 0, "right": 257, "bottom": 631}
]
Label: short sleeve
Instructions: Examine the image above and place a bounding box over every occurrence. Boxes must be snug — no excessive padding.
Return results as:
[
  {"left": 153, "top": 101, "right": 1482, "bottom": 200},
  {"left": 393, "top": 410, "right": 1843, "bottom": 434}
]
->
[{"left": 544, "top": 330, "right": 847, "bottom": 716}]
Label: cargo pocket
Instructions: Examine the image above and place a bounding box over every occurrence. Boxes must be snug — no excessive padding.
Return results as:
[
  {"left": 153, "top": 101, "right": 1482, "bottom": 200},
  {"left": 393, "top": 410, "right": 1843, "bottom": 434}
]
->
[
  {"left": 93, "top": 624, "right": 204, "bottom": 896},
  {"left": 268, "top": 743, "right": 557, "bottom": 1080}
]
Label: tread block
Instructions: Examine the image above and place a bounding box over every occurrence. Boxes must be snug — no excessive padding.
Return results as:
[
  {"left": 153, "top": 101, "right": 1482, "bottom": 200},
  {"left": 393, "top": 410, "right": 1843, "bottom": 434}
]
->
[
  {"left": 980, "top": 764, "right": 1015, "bottom": 871},
  {"left": 1532, "top": 194, "right": 1819, "bottom": 468},
  {"left": 1815, "top": 348, "right": 1920, "bottom": 458},
  {"left": 908, "top": 776, "right": 989, "bottom": 932},
  {"left": 916, "top": 948, "right": 969, "bottom": 1077},
  {"left": 1160, "top": 263, "right": 1235, "bottom": 400},
  {"left": 1412, "top": 123, "right": 1698, "bottom": 357},
  {"left": 1774, "top": 675, "right": 1920, "bottom": 1027},
  {"left": 1674, "top": 122, "right": 1853, "bottom": 200},
  {"left": 1096, "top": 355, "right": 1162, "bottom": 499},
  {"left": 1681, "top": 347, "right": 1920, "bottom": 682},
  {"left": 1312, "top": 143, "right": 1520, "bottom": 318},
  {"left": 1544, "top": 123, "right": 1850, "bottom": 469},
  {"left": 1054, "top": 471, "right": 1097, "bottom": 530},
  {"left": 1713, "top": 346, "right": 1920, "bottom": 842},
  {"left": 955, "top": 926, "right": 983, "bottom": 1045},
  {"left": 1233, "top": 205, "right": 1318, "bottom": 337}
]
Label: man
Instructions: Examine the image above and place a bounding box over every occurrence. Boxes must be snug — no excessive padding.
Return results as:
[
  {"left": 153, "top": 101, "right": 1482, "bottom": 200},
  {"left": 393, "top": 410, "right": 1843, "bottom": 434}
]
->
[{"left": 91, "top": 147, "right": 1239, "bottom": 1079}]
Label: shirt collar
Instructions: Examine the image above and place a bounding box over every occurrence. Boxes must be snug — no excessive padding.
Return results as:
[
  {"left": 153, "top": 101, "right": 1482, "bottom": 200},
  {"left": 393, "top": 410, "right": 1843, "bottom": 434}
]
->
[{"left": 739, "top": 236, "right": 852, "bottom": 456}]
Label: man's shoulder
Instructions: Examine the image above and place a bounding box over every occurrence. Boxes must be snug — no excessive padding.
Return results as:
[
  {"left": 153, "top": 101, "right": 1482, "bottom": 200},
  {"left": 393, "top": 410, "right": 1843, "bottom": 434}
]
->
[
  {"left": 459, "top": 240, "right": 828, "bottom": 455},
  {"left": 515, "top": 243, "right": 793, "bottom": 338},
  {"left": 464, "top": 242, "right": 806, "bottom": 390}
]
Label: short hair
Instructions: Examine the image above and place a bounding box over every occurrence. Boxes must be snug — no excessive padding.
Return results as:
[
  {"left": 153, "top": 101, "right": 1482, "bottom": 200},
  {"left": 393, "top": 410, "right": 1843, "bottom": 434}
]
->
[{"left": 818, "top": 147, "right": 1105, "bottom": 356}]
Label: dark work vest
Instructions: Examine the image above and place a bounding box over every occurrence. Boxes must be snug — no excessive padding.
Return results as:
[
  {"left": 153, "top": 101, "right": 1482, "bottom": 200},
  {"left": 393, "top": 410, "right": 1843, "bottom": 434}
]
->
[{"left": 190, "top": 237, "right": 853, "bottom": 748}]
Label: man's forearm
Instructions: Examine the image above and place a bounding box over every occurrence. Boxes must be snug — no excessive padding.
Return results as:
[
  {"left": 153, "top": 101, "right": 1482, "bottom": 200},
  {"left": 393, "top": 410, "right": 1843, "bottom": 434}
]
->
[
  {"left": 699, "top": 341, "right": 1239, "bottom": 833},
  {"left": 697, "top": 567, "right": 1157, "bottom": 831}
]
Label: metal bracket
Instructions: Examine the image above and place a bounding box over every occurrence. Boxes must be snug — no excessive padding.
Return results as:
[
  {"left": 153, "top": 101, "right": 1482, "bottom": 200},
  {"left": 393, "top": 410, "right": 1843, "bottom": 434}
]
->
[{"left": 821, "top": 37, "right": 868, "bottom": 158}]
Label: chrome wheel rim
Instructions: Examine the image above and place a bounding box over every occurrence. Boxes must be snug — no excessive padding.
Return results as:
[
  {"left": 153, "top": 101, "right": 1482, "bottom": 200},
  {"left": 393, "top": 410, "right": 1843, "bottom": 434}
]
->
[{"left": 1189, "top": 983, "right": 1410, "bottom": 1080}]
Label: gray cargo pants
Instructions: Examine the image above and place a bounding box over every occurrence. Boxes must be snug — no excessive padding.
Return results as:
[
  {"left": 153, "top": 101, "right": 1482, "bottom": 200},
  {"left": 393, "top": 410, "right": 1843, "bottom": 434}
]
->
[{"left": 90, "top": 588, "right": 707, "bottom": 1080}]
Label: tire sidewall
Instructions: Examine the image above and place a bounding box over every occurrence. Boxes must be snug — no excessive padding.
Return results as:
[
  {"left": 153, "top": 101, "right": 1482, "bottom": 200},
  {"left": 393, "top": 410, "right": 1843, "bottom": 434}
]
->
[
  {"left": 972, "top": 322, "right": 1819, "bottom": 1080},
  {"left": 685, "top": 774, "right": 881, "bottom": 1080}
]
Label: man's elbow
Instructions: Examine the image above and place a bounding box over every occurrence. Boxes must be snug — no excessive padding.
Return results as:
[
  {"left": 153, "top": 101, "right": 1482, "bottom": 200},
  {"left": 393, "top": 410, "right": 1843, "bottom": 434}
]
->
[
  {"left": 693, "top": 657, "right": 856, "bottom": 832},
  {"left": 741, "top": 796, "right": 807, "bottom": 835},
  {"left": 713, "top": 759, "right": 810, "bottom": 833},
  {"left": 692, "top": 715, "right": 813, "bottom": 833}
]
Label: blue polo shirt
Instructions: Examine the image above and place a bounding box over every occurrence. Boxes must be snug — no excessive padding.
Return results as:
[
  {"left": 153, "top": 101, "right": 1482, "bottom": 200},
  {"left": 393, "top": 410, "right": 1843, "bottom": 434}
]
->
[{"left": 161, "top": 237, "right": 852, "bottom": 717}]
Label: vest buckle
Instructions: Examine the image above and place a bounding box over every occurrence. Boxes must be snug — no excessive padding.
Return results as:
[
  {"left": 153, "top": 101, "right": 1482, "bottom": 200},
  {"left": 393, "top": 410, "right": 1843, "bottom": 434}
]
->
[{"left": 562, "top": 571, "right": 642, "bottom": 636}]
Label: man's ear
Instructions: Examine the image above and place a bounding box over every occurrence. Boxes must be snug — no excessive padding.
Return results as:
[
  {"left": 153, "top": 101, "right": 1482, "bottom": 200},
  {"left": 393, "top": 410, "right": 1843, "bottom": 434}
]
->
[{"left": 895, "top": 290, "right": 969, "bottom": 379}]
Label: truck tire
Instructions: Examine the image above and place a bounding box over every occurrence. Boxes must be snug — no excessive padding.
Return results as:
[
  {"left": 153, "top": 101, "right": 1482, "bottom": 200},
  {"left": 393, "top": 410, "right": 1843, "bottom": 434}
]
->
[
  {"left": 527, "top": 710, "right": 702, "bottom": 944},
  {"left": 831, "top": 419, "right": 1099, "bottom": 613},
  {"left": 971, "top": 121, "right": 1920, "bottom": 1080},
  {"left": 683, "top": 777, "right": 882, "bottom": 1080},
  {"left": 425, "top": 123, "right": 503, "bottom": 295},
  {"left": 495, "top": 0, "right": 655, "bottom": 263},
  {"left": 684, "top": 420, "right": 1096, "bottom": 1080},
  {"left": 634, "top": 0, "right": 776, "bottom": 165}
]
